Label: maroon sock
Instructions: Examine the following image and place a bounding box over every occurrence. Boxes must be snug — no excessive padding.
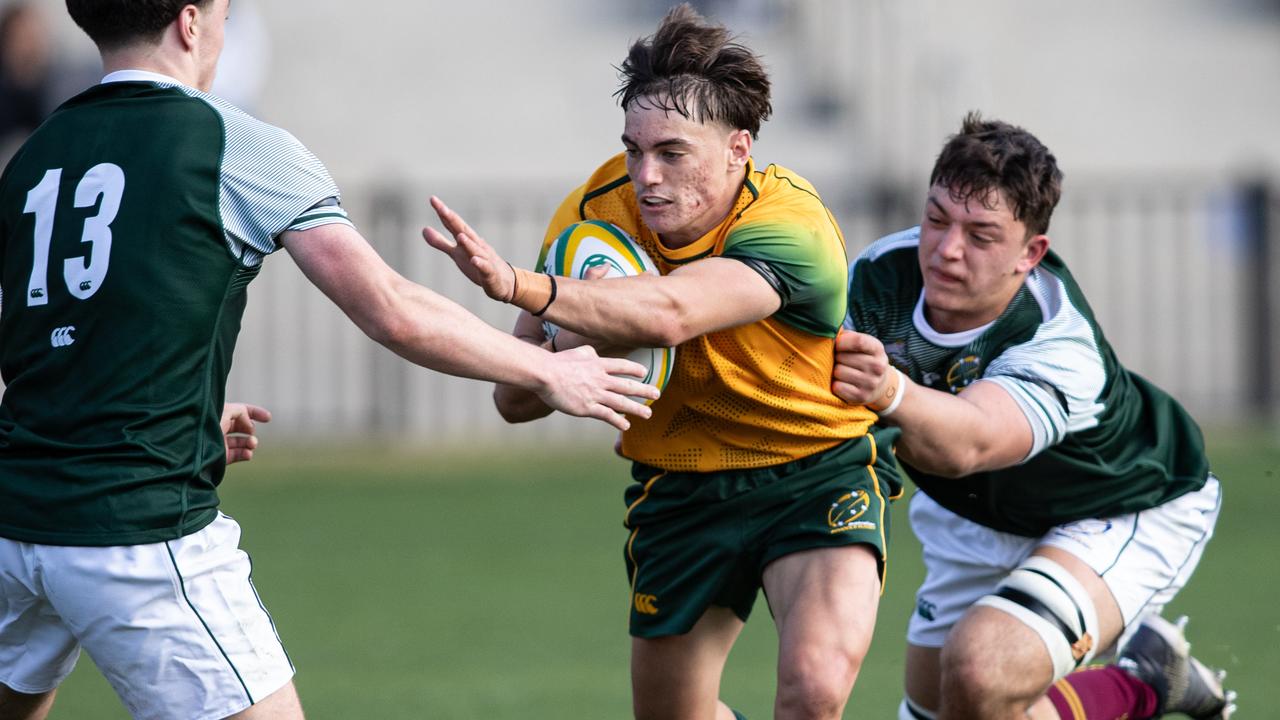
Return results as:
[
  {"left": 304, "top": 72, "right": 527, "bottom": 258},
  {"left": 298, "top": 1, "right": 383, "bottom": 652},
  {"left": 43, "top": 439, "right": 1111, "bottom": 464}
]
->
[{"left": 1046, "top": 666, "right": 1159, "bottom": 720}]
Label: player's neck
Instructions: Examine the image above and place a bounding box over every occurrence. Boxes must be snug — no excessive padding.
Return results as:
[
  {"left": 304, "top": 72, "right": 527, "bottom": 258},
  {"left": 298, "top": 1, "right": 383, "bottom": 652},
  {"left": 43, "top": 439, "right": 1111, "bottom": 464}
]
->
[{"left": 100, "top": 43, "right": 208, "bottom": 91}]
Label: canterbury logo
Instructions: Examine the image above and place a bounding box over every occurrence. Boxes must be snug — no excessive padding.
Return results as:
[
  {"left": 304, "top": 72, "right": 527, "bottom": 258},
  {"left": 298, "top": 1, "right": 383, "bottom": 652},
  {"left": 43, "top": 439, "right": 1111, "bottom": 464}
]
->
[
  {"left": 50, "top": 326, "right": 76, "bottom": 348},
  {"left": 633, "top": 593, "right": 659, "bottom": 615}
]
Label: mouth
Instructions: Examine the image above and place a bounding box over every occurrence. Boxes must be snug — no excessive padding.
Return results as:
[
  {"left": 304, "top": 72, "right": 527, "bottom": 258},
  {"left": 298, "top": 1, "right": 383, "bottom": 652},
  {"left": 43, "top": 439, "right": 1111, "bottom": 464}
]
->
[
  {"left": 639, "top": 195, "right": 672, "bottom": 209},
  {"left": 927, "top": 267, "right": 965, "bottom": 285}
]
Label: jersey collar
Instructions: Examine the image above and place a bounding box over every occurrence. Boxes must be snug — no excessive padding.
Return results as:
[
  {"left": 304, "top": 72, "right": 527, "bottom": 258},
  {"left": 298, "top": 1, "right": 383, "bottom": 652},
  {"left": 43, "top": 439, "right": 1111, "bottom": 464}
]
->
[{"left": 101, "top": 69, "right": 187, "bottom": 87}]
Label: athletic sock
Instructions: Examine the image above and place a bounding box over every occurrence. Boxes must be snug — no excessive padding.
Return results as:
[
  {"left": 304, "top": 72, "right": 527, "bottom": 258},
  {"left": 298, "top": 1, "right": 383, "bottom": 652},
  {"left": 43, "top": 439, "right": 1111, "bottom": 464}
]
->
[{"left": 1046, "top": 665, "right": 1159, "bottom": 719}]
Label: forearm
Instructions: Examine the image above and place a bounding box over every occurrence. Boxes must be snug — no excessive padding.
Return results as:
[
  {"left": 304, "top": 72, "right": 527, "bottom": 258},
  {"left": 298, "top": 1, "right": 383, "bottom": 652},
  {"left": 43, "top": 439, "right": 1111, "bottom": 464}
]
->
[
  {"left": 880, "top": 380, "right": 1027, "bottom": 478},
  {"left": 368, "top": 277, "right": 555, "bottom": 390},
  {"left": 520, "top": 271, "right": 687, "bottom": 348}
]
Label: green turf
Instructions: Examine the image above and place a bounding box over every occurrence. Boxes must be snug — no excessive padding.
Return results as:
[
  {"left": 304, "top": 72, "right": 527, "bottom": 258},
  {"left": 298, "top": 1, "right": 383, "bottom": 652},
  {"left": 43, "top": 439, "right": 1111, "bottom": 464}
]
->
[{"left": 46, "top": 429, "right": 1278, "bottom": 719}]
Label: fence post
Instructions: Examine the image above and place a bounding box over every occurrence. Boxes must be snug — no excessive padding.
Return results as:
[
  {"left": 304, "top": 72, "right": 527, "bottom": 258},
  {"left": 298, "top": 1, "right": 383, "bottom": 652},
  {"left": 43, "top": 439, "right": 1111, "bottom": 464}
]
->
[{"left": 1240, "top": 179, "right": 1275, "bottom": 421}]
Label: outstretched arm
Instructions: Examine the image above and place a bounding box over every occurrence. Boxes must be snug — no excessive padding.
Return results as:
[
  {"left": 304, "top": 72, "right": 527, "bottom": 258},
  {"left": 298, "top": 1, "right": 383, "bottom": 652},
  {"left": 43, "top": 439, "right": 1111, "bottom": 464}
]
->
[
  {"left": 423, "top": 197, "right": 781, "bottom": 348},
  {"left": 833, "top": 330, "right": 1033, "bottom": 476},
  {"left": 281, "top": 223, "right": 657, "bottom": 431}
]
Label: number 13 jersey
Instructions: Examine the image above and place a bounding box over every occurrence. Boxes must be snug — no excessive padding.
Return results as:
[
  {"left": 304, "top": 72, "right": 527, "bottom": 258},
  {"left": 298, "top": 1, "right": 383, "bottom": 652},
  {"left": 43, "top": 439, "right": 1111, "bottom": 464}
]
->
[{"left": 0, "top": 71, "right": 351, "bottom": 545}]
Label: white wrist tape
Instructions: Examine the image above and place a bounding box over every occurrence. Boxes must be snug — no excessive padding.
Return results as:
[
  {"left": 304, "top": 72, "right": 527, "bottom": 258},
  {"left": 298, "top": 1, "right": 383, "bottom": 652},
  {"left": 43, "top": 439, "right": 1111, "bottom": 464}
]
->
[{"left": 877, "top": 368, "right": 908, "bottom": 417}]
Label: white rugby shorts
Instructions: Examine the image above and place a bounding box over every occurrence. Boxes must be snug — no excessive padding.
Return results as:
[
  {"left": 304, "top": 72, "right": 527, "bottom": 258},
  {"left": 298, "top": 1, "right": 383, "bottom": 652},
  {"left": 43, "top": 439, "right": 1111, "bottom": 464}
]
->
[
  {"left": 906, "top": 476, "right": 1222, "bottom": 650},
  {"left": 0, "top": 512, "right": 294, "bottom": 720}
]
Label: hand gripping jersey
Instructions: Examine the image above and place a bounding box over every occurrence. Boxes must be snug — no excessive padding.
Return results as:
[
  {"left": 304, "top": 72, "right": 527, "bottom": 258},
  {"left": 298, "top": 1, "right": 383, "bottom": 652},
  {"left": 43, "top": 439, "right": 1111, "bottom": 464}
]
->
[
  {"left": 540, "top": 154, "right": 878, "bottom": 473},
  {"left": 847, "top": 227, "right": 1210, "bottom": 536},
  {"left": 0, "top": 72, "right": 351, "bottom": 545}
]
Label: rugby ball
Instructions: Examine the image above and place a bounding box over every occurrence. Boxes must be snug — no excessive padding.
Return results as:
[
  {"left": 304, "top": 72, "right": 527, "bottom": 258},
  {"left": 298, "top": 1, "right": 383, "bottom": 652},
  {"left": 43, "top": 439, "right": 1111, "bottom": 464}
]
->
[{"left": 541, "top": 220, "right": 675, "bottom": 403}]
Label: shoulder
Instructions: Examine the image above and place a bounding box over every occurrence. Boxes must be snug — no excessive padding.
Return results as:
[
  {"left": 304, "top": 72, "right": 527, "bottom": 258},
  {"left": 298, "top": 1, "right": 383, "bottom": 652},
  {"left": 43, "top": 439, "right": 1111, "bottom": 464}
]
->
[{"left": 849, "top": 227, "right": 921, "bottom": 294}]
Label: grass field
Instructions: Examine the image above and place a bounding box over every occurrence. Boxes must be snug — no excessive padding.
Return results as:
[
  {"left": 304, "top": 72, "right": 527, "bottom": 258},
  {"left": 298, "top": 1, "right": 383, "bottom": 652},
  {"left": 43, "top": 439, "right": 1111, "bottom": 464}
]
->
[{"left": 47, "top": 429, "right": 1279, "bottom": 719}]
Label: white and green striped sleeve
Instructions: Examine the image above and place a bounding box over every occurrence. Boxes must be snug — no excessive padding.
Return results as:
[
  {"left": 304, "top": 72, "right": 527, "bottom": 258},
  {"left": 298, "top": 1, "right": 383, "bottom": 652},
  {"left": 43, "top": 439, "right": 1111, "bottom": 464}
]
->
[
  {"left": 981, "top": 270, "right": 1107, "bottom": 460},
  {"left": 189, "top": 90, "right": 353, "bottom": 267}
]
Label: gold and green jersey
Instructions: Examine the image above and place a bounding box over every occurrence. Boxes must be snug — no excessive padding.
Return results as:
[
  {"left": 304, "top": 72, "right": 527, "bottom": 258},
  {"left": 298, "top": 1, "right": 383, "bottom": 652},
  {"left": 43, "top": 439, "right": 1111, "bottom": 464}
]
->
[
  {"left": 847, "top": 227, "right": 1211, "bottom": 536},
  {"left": 0, "top": 71, "right": 352, "bottom": 545},
  {"left": 540, "top": 154, "right": 877, "bottom": 472}
]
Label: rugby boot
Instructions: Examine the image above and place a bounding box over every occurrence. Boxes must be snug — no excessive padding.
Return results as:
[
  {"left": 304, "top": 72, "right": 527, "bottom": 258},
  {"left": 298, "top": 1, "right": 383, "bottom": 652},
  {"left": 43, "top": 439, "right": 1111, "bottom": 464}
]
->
[{"left": 1116, "top": 614, "right": 1236, "bottom": 719}]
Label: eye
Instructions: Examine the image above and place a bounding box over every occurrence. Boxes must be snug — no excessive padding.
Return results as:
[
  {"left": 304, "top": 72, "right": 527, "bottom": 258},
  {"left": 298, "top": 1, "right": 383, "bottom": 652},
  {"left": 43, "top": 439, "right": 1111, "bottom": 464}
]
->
[
  {"left": 662, "top": 150, "right": 683, "bottom": 161},
  {"left": 926, "top": 214, "right": 945, "bottom": 227},
  {"left": 623, "top": 147, "right": 640, "bottom": 158}
]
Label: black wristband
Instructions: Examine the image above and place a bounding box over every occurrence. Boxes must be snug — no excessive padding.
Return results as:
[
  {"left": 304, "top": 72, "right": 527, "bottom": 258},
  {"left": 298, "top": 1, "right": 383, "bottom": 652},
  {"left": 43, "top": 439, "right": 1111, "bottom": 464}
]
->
[{"left": 530, "top": 273, "right": 557, "bottom": 317}]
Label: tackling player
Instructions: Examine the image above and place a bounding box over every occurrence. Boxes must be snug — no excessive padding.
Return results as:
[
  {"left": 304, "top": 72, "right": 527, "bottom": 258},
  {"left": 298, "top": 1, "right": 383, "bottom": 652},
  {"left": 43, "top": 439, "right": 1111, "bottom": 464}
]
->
[
  {"left": 0, "top": 1, "right": 656, "bottom": 718},
  {"left": 425, "top": 5, "right": 898, "bottom": 719},
  {"left": 833, "top": 113, "right": 1233, "bottom": 720}
]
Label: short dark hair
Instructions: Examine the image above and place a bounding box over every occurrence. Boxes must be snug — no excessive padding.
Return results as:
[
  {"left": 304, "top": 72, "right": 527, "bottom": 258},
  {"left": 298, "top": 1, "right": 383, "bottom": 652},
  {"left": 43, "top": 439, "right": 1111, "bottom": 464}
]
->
[
  {"left": 65, "top": 0, "right": 212, "bottom": 51},
  {"left": 928, "top": 111, "right": 1063, "bottom": 236},
  {"left": 615, "top": 3, "right": 772, "bottom": 139}
]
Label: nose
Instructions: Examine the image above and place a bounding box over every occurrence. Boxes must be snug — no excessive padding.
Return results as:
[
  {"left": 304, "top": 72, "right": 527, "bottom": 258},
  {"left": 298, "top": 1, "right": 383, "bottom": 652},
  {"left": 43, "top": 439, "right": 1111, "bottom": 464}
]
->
[
  {"left": 633, "top": 154, "right": 662, "bottom": 188},
  {"left": 936, "top": 225, "right": 965, "bottom": 260}
]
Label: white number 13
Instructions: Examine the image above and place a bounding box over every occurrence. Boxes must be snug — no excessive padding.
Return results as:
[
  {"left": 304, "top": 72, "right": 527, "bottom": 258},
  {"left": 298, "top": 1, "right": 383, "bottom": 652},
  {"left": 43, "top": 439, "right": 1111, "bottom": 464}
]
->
[{"left": 22, "top": 163, "right": 124, "bottom": 306}]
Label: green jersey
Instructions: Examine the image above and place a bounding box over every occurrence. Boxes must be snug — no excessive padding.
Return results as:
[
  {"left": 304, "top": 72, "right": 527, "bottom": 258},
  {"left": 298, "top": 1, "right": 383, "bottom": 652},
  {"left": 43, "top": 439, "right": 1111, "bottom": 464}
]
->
[
  {"left": 0, "top": 71, "right": 351, "bottom": 546},
  {"left": 847, "top": 227, "right": 1210, "bottom": 537}
]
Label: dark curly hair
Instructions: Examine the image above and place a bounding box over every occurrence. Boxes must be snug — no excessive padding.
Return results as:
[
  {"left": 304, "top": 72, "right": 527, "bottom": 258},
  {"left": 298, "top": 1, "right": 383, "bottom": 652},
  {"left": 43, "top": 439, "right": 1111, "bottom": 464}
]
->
[
  {"left": 615, "top": 3, "right": 772, "bottom": 139},
  {"left": 66, "top": 0, "right": 213, "bottom": 51},
  {"left": 929, "top": 112, "right": 1063, "bottom": 236}
]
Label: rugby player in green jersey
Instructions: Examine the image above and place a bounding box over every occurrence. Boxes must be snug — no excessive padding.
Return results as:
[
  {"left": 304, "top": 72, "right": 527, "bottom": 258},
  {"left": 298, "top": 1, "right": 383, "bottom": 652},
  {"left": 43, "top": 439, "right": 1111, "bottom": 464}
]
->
[
  {"left": 833, "top": 113, "right": 1233, "bottom": 720},
  {"left": 0, "top": 1, "right": 657, "bottom": 718}
]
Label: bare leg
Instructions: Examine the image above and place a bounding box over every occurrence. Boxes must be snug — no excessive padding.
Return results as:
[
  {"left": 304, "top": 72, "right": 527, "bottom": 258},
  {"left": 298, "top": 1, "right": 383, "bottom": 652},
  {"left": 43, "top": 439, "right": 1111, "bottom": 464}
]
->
[
  {"left": 764, "top": 545, "right": 881, "bottom": 720},
  {"left": 631, "top": 606, "right": 744, "bottom": 720},
  {"left": 226, "top": 680, "right": 304, "bottom": 720},
  {"left": 0, "top": 686, "right": 56, "bottom": 720}
]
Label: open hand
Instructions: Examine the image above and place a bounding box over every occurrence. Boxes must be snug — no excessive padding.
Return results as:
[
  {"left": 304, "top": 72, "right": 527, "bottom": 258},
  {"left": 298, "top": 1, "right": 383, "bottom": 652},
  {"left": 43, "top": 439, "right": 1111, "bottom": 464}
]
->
[
  {"left": 422, "top": 196, "right": 516, "bottom": 302},
  {"left": 539, "top": 345, "right": 659, "bottom": 431}
]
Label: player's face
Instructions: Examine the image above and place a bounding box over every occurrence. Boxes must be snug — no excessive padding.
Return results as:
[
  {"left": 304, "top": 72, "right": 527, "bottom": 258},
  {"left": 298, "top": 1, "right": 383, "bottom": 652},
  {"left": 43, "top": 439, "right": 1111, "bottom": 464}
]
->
[
  {"left": 917, "top": 183, "right": 1049, "bottom": 333},
  {"left": 622, "top": 98, "right": 751, "bottom": 249}
]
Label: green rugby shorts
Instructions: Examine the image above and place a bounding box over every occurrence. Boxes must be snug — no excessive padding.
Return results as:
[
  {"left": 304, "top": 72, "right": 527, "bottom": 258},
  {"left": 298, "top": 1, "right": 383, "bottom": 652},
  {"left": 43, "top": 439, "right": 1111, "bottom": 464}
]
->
[{"left": 622, "top": 427, "right": 902, "bottom": 638}]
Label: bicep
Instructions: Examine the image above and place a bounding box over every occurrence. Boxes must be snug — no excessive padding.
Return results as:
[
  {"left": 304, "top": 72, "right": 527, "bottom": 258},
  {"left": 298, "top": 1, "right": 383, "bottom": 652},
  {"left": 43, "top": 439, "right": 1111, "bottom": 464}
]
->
[
  {"left": 281, "top": 224, "right": 403, "bottom": 328},
  {"left": 956, "top": 380, "right": 1037, "bottom": 468}
]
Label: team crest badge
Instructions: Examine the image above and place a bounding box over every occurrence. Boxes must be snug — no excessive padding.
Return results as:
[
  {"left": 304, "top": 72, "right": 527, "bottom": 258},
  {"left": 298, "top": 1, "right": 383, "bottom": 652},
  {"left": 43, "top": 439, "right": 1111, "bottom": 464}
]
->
[
  {"left": 828, "top": 490, "right": 876, "bottom": 534},
  {"left": 945, "top": 355, "right": 983, "bottom": 393}
]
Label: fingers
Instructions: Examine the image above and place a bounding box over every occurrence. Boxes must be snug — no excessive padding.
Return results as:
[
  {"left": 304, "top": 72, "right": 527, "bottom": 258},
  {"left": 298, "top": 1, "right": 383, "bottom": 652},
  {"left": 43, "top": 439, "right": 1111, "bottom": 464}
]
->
[
  {"left": 600, "top": 356, "right": 655, "bottom": 383},
  {"left": 430, "top": 196, "right": 480, "bottom": 240},
  {"left": 586, "top": 403, "right": 631, "bottom": 431},
  {"left": 422, "top": 226, "right": 457, "bottom": 252},
  {"left": 583, "top": 265, "right": 610, "bottom": 281},
  {"left": 243, "top": 404, "right": 272, "bottom": 423},
  {"left": 225, "top": 434, "right": 259, "bottom": 465},
  {"left": 836, "top": 329, "right": 883, "bottom": 355}
]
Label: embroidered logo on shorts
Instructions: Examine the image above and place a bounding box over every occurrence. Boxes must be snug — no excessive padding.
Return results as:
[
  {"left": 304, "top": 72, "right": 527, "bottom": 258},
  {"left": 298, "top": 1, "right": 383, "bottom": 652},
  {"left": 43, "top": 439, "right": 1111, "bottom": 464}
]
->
[
  {"left": 633, "top": 593, "right": 659, "bottom": 615},
  {"left": 828, "top": 490, "right": 876, "bottom": 533},
  {"left": 916, "top": 598, "right": 937, "bottom": 621}
]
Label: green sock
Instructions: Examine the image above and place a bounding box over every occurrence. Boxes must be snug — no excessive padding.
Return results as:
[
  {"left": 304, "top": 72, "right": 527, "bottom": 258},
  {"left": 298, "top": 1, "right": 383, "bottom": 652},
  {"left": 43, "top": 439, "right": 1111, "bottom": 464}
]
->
[{"left": 732, "top": 711, "right": 747, "bottom": 720}]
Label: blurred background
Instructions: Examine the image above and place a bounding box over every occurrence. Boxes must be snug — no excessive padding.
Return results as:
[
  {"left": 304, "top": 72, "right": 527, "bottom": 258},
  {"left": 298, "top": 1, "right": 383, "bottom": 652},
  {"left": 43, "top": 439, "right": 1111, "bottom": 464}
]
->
[{"left": 3, "top": 0, "right": 1278, "bottom": 717}]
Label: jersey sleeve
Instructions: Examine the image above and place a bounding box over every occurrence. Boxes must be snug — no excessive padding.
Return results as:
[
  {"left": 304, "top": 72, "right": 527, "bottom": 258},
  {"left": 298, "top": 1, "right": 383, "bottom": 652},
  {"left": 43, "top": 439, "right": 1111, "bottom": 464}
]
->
[
  {"left": 843, "top": 228, "right": 921, "bottom": 338},
  {"left": 189, "top": 90, "right": 352, "bottom": 267},
  {"left": 981, "top": 272, "right": 1108, "bottom": 460},
  {"left": 721, "top": 220, "right": 848, "bottom": 337}
]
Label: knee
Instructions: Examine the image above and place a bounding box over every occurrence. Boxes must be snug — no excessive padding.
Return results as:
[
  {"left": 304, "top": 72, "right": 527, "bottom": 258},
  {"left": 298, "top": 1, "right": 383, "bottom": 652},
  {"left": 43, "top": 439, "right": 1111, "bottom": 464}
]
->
[
  {"left": 776, "top": 645, "right": 864, "bottom": 719},
  {"left": 938, "top": 638, "right": 1002, "bottom": 707}
]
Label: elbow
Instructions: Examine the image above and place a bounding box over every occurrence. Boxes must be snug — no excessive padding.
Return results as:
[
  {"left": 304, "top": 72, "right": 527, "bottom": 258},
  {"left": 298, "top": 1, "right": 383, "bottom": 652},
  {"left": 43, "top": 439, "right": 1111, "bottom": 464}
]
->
[{"left": 364, "top": 313, "right": 416, "bottom": 351}]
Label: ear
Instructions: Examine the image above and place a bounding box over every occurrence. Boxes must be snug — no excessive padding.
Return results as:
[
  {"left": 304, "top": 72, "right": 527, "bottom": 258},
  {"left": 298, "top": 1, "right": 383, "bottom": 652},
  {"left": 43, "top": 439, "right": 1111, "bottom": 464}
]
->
[
  {"left": 726, "top": 128, "right": 752, "bottom": 171},
  {"left": 176, "top": 3, "right": 201, "bottom": 51},
  {"left": 1016, "top": 233, "right": 1050, "bottom": 274}
]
